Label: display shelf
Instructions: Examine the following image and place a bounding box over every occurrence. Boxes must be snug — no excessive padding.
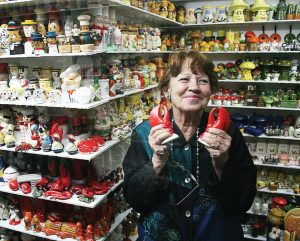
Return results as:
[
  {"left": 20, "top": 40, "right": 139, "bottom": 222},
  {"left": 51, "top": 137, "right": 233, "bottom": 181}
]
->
[
  {"left": 218, "top": 80, "right": 300, "bottom": 84},
  {"left": 0, "top": 50, "right": 105, "bottom": 59},
  {"left": 0, "top": 134, "right": 131, "bottom": 161},
  {"left": 106, "top": 51, "right": 173, "bottom": 54},
  {"left": 257, "top": 187, "right": 300, "bottom": 196},
  {"left": 0, "top": 84, "right": 157, "bottom": 109},
  {"left": 254, "top": 161, "right": 300, "bottom": 170},
  {"left": 109, "top": 0, "right": 181, "bottom": 27},
  {"left": 246, "top": 210, "right": 267, "bottom": 217},
  {"left": 183, "top": 19, "right": 300, "bottom": 28},
  {"left": 243, "top": 133, "right": 300, "bottom": 141},
  {"left": 98, "top": 208, "right": 133, "bottom": 241},
  {"left": 0, "top": 180, "right": 123, "bottom": 208},
  {"left": 199, "top": 51, "right": 300, "bottom": 54},
  {"left": 244, "top": 234, "right": 266, "bottom": 240},
  {"left": 208, "top": 104, "right": 299, "bottom": 111},
  {"left": 0, "top": 208, "right": 132, "bottom": 241}
]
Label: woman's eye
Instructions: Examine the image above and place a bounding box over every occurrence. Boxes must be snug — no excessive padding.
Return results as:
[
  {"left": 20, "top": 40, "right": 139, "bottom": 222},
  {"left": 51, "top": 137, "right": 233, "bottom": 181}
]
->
[
  {"left": 197, "top": 79, "right": 209, "bottom": 84},
  {"left": 179, "top": 78, "right": 189, "bottom": 82}
]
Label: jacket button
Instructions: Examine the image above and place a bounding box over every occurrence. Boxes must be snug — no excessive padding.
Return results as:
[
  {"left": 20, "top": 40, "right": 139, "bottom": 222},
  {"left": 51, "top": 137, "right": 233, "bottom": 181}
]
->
[
  {"left": 185, "top": 210, "right": 191, "bottom": 217},
  {"left": 185, "top": 177, "right": 191, "bottom": 183},
  {"left": 184, "top": 144, "right": 189, "bottom": 151}
]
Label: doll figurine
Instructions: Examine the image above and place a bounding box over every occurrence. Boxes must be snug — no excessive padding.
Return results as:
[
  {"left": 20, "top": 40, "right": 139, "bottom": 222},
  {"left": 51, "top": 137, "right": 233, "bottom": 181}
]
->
[
  {"left": 66, "top": 134, "right": 78, "bottom": 155},
  {"left": 51, "top": 133, "right": 64, "bottom": 153},
  {"left": 4, "top": 124, "right": 16, "bottom": 148},
  {"left": 46, "top": 31, "right": 58, "bottom": 54},
  {"left": 39, "top": 123, "right": 52, "bottom": 152},
  {"left": 31, "top": 124, "right": 41, "bottom": 151},
  {"left": 9, "top": 206, "right": 21, "bottom": 225},
  {"left": 50, "top": 123, "right": 64, "bottom": 153}
]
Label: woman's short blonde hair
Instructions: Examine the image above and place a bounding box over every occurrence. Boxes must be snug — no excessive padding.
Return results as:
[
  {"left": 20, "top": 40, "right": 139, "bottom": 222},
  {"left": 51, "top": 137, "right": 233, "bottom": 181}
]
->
[{"left": 158, "top": 51, "right": 218, "bottom": 93}]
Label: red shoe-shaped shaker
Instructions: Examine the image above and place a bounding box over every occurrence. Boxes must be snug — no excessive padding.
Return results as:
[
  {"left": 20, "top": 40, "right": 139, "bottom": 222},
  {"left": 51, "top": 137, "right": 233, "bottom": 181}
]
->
[
  {"left": 149, "top": 105, "right": 179, "bottom": 144},
  {"left": 198, "top": 107, "right": 230, "bottom": 146}
]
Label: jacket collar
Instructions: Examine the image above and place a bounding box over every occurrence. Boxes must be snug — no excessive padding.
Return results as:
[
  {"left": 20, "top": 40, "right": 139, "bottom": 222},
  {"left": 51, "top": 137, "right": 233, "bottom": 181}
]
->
[{"left": 170, "top": 110, "right": 208, "bottom": 147}]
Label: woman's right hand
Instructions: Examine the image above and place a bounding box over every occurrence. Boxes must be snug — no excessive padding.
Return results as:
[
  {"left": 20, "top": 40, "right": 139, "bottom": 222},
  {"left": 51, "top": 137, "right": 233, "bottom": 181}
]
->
[{"left": 148, "top": 124, "right": 172, "bottom": 175}]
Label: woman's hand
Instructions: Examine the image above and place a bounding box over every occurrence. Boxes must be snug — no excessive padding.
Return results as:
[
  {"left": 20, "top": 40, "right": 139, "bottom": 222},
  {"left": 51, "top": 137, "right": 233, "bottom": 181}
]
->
[
  {"left": 201, "top": 128, "right": 232, "bottom": 178},
  {"left": 148, "top": 124, "right": 172, "bottom": 175}
]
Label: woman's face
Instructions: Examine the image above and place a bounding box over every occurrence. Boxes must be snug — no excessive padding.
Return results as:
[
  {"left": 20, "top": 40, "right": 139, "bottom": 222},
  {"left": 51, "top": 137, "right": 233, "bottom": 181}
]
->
[{"left": 167, "top": 58, "right": 211, "bottom": 113}]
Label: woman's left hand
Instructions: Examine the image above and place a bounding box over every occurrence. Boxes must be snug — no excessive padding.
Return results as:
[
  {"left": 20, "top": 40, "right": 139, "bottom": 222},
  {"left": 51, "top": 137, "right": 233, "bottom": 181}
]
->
[{"left": 201, "top": 128, "right": 232, "bottom": 170}]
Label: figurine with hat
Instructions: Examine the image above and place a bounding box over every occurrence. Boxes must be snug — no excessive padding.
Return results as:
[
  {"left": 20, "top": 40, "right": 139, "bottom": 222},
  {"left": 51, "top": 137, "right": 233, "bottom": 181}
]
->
[
  {"left": 229, "top": 0, "right": 249, "bottom": 22},
  {"left": 251, "top": 0, "right": 269, "bottom": 21},
  {"left": 46, "top": 31, "right": 58, "bottom": 54},
  {"left": 31, "top": 32, "right": 45, "bottom": 55},
  {"left": 7, "top": 20, "right": 24, "bottom": 55},
  {"left": 21, "top": 19, "right": 37, "bottom": 55}
]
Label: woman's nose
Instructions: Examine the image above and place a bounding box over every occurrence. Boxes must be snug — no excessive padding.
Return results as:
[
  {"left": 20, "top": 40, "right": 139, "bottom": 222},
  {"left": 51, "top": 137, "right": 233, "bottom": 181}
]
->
[{"left": 188, "top": 77, "right": 199, "bottom": 90}]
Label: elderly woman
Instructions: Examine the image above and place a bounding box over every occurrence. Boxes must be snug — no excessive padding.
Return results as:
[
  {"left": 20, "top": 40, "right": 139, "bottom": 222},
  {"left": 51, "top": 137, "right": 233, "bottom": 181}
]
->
[{"left": 122, "top": 51, "right": 256, "bottom": 241}]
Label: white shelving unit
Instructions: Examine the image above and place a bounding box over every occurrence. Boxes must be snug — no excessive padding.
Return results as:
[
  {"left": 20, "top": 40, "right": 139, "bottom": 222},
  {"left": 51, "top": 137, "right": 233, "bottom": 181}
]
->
[
  {"left": 218, "top": 80, "right": 300, "bottom": 84},
  {"left": 244, "top": 234, "right": 267, "bottom": 241},
  {"left": 209, "top": 104, "right": 300, "bottom": 111},
  {"left": 0, "top": 84, "right": 157, "bottom": 109},
  {"left": 257, "top": 187, "right": 300, "bottom": 196},
  {"left": 254, "top": 161, "right": 300, "bottom": 170},
  {"left": 0, "top": 180, "right": 123, "bottom": 208},
  {"left": 183, "top": 19, "right": 300, "bottom": 28},
  {"left": 0, "top": 134, "right": 131, "bottom": 161},
  {"left": 243, "top": 133, "right": 300, "bottom": 141},
  {"left": 0, "top": 208, "right": 132, "bottom": 241},
  {"left": 97, "top": 208, "right": 133, "bottom": 241}
]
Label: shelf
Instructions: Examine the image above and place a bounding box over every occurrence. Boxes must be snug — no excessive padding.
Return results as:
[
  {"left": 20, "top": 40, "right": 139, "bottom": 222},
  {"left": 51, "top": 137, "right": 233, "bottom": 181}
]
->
[
  {"left": 0, "top": 50, "right": 105, "bottom": 59},
  {"left": 0, "top": 84, "right": 157, "bottom": 109},
  {"left": 183, "top": 19, "right": 300, "bottom": 28},
  {"left": 199, "top": 51, "right": 300, "bottom": 54},
  {"left": 254, "top": 161, "right": 300, "bottom": 170},
  {"left": 257, "top": 187, "right": 300, "bottom": 196},
  {"left": 0, "top": 180, "right": 123, "bottom": 208},
  {"left": 243, "top": 133, "right": 300, "bottom": 141},
  {"left": 246, "top": 210, "right": 267, "bottom": 217},
  {"left": 98, "top": 208, "right": 132, "bottom": 241},
  {"left": 0, "top": 134, "right": 131, "bottom": 161},
  {"left": 109, "top": 0, "right": 181, "bottom": 27},
  {"left": 244, "top": 234, "right": 266, "bottom": 240},
  {"left": 218, "top": 80, "right": 300, "bottom": 84},
  {"left": 208, "top": 104, "right": 300, "bottom": 111},
  {"left": 106, "top": 51, "right": 173, "bottom": 54},
  {"left": 0, "top": 208, "right": 132, "bottom": 241}
]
